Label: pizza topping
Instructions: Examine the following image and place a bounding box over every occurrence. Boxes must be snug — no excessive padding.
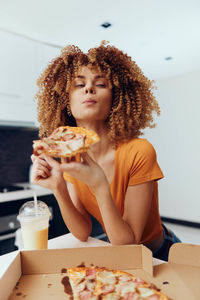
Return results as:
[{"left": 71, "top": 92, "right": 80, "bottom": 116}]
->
[
  {"left": 74, "top": 280, "right": 86, "bottom": 292},
  {"left": 79, "top": 289, "right": 92, "bottom": 300},
  {"left": 50, "top": 138, "right": 85, "bottom": 153},
  {"left": 138, "top": 287, "right": 155, "bottom": 297},
  {"left": 86, "top": 280, "right": 95, "bottom": 292},
  {"left": 86, "top": 267, "right": 96, "bottom": 279},
  {"left": 124, "top": 292, "right": 141, "bottom": 300},
  {"left": 101, "top": 284, "right": 115, "bottom": 294},
  {"left": 116, "top": 282, "right": 137, "bottom": 296},
  {"left": 49, "top": 128, "right": 75, "bottom": 141},
  {"left": 118, "top": 275, "right": 134, "bottom": 282},
  {"left": 133, "top": 277, "right": 145, "bottom": 284},
  {"left": 49, "top": 128, "right": 60, "bottom": 138},
  {"left": 61, "top": 266, "right": 169, "bottom": 300},
  {"left": 97, "top": 270, "right": 117, "bottom": 285},
  {"left": 72, "top": 275, "right": 86, "bottom": 285},
  {"left": 102, "top": 295, "right": 120, "bottom": 300},
  {"left": 62, "top": 133, "right": 76, "bottom": 141},
  {"left": 34, "top": 138, "right": 85, "bottom": 156}
]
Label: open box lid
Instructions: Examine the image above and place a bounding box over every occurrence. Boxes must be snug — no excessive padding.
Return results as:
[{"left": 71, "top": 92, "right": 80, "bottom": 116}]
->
[
  {"left": 153, "top": 243, "right": 200, "bottom": 300},
  {"left": 169, "top": 243, "right": 200, "bottom": 266},
  {"left": 20, "top": 244, "right": 153, "bottom": 275}
]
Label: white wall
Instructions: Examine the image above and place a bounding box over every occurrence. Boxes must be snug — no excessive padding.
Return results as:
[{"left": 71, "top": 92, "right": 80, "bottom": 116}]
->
[{"left": 144, "top": 70, "right": 200, "bottom": 222}]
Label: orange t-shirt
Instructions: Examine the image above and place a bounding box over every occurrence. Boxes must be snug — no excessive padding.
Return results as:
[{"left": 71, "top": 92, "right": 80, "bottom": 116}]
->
[{"left": 63, "top": 138, "right": 164, "bottom": 244}]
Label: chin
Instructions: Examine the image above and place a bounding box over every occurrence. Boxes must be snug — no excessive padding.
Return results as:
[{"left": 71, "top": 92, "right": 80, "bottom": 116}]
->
[{"left": 74, "top": 112, "right": 108, "bottom": 121}]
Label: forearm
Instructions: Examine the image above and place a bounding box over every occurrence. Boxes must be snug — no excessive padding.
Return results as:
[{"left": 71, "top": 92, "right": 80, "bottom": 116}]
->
[
  {"left": 54, "top": 184, "right": 91, "bottom": 241},
  {"left": 94, "top": 185, "right": 136, "bottom": 245}
]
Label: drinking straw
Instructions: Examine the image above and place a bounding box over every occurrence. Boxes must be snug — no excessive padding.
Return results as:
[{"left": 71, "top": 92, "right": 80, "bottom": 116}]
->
[{"left": 33, "top": 191, "right": 38, "bottom": 215}]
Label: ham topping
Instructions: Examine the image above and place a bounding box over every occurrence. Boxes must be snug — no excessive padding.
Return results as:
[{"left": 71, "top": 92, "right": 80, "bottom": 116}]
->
[
  {"left": 79, "top": 290, "right": 92, "bottom": 300},
  {"left": 118, "top": 275, "right": 133, "bottom": 282},
  {"left": 62, "top": 133, "right": 76, "bottom": 141},
  {"left": 74, "top": 280, "right": 86, "bottom": 292},
  {"left": 101, "top": 284, "right": 115, "bottom": 294},
  {"left": 86, "top": 268, "right": 96, "bottom": 280},
  {"left": 124, "top": 292, "right": 140, "bottom": 300},
  {"left": 133, "top": 277, "right": 145, "bottom": 284}
]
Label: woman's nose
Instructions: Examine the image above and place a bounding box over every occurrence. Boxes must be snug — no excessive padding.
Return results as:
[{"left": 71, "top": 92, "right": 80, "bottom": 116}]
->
[{"left": 84, "top": 85, "right": 95, "bottom": 94}]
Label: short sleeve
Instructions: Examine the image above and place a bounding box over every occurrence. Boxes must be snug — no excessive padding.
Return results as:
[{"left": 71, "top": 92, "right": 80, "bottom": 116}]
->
[{"left": 128, "top": 140, "right": 164, "bottom": 186}]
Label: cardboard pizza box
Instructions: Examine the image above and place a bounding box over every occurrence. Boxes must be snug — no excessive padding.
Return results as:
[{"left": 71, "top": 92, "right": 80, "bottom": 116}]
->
[
  {"left": 153, "top": 243, "right": 200, "bottom": 300},
  {"left": 1, "top": 243, "right": 200, "bottom": 300},
  {"left": 0, "top": 245, "right": 152, "bottom": 300}
]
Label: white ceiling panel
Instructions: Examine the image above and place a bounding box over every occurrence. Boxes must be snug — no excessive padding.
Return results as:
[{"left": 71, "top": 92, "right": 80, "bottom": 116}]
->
[{"left": 0, "top": 0, "right": 200, "bottom": 80}]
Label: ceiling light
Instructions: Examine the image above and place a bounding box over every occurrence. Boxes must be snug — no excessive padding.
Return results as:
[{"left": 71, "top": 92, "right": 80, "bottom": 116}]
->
[
  {"left": 101, "top": 22, "right": 112, "bottom": 29},
  {"left": 165, "top": 57, "right": 173, "bottom": 61}
]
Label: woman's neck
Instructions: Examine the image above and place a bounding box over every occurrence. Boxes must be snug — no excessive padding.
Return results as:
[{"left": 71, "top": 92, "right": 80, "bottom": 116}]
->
[{"left": 76, "top": 120, "right": 113, "bottom": 161}]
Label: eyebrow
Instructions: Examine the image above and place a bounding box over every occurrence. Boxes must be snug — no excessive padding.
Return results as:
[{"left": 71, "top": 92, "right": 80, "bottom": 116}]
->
[{"left": 75, "top": 75, "right": 105, "bottom": 79}]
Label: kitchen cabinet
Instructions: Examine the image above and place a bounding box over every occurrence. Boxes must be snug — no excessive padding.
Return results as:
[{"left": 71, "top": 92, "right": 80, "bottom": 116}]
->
[
  {"left": 0, "top": 30, "right": 37, "bottom": 125},
  {"left": 0, "top": 30, "right": 60, "bottom": 127}
]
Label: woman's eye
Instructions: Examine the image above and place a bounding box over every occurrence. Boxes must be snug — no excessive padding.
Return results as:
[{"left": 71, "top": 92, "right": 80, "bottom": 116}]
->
[
  {"left": 75, "top": 84, "right": 85, "bottom": 87},
  {"left": 96, "top": 83, "right": 106, "bottom": 87}
]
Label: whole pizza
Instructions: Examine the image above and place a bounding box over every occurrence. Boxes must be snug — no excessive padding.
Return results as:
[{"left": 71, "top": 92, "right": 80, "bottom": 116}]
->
[{"left": 61, "top": 266, "right": 170, "bottom": 300}]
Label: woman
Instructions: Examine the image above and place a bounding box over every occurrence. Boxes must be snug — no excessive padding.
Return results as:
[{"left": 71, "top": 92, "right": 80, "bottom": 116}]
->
[{"left": 31, "top": 41, "right": 181, "bottom": 261}]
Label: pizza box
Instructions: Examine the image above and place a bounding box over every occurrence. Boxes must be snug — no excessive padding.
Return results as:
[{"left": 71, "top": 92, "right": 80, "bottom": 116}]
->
[{"left": 0, "top": 243, "right": 200, "bottom": 300}]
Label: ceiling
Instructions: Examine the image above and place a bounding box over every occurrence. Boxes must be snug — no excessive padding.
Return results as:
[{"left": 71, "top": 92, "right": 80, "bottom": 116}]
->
[{"left": 0, "top": 0, "right": 200, "bottom": 81}]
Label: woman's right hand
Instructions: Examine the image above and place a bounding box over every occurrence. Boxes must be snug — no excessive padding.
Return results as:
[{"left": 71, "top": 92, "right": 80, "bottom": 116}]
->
[{"left": 31, "top": 154, "right": 66, "bottom": 192}]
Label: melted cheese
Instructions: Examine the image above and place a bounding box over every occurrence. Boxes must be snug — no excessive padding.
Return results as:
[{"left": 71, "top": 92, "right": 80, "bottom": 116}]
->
[
  {"left": 43, "top": 137, "right": 84, "bottom": 155},
  {"left": 97, "top": 270, "right": 117, "bottom": 285},
  {"left": 68, "top": 272, "right": 86, "bottom": 299},
  {"left": 116, "top": 281, "right": 137, "bottom": 296},
  {"left": 65, "top": 137, "right": 84, "bottom": 152},
  {"left": 138, "top": 287, "right": 155, "bottom": 297}
]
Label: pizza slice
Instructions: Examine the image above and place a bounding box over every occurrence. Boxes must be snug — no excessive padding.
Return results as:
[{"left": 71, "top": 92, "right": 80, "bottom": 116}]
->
[
  {"left": 114, "top": 270, "right": 165, "bottom": 300},
  {"left": 95, "top": 268, "right": 169, "bottom": 300},
  {"left": 66, "top": 267, "right": 98, "bottom": 299},
  {"left": 95, "top": 267, "right": 120, "bottom": 299},
  {"left": 33, "top": 126, "right": 100, "bottom": 158},
  {"left": 61, "top": 267, "right": 170, "bottom": 300}
]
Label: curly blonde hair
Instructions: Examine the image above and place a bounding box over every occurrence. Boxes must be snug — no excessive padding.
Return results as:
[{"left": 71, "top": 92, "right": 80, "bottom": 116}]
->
[{"left": 35, "top": 41, "right": 160, "bottom": 143}]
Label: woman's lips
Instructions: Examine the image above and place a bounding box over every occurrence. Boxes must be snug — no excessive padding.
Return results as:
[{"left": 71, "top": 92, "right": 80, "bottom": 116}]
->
[{"left": 82, "top": 99, "right": 97, "bottom": 105}]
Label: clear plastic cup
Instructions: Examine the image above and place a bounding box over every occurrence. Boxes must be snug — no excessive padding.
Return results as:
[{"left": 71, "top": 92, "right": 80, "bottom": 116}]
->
[{"left": 17, "top": 200, "right": 51, "bottom": 250}]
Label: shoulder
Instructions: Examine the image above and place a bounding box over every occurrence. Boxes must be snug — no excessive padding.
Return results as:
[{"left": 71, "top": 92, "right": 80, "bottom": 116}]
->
[
  {"left": 118, "top": 138, "right": 156, "bottom": 158},
  {"left": 116, "top": 139, "right": 159, "bottom": 173},
  {"left": 117, "top": 139, "right": 163, "bottom": 183}
]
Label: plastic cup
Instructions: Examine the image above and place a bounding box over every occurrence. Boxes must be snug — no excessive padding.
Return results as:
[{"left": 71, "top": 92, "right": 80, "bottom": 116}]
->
[{"left": 17, "top": 200, "right": 51, "bottom": 250}]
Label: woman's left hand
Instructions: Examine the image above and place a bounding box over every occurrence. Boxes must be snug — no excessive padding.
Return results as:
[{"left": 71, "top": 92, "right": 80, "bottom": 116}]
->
[{"left": 60, "top": 152, "right": 108, "bottom": 190}]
